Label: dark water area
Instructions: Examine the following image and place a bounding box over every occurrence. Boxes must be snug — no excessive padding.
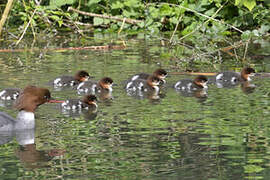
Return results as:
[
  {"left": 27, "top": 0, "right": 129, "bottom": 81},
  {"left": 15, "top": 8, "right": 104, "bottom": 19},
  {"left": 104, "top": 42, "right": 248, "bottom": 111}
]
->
[{"left": 0, "top": 34, "right": 269, "bottom": 179}]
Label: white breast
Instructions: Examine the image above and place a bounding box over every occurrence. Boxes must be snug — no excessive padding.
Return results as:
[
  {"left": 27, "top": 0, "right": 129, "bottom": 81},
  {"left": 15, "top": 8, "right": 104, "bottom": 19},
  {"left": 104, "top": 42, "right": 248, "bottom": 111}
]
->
[
  {"left": 77, "top": 82, "right": 85, "bottom": 90},
  {"left": 14, "top": 111, "right": 35, "bottom": 130},
  {"left": 187, "top": 83, "right": 192, "bottom": 90},
  {"left": 0, "top": 90, "right": 6, "bottom": 98},
  {"left": 131, "top": 75, "right": 139, "bottom": 81},
  {"left": 126, "top": 82, "right": 133, "bottom": 90},
  {"left": 174, "top": 81, "right": 181, "bottom": 89},
  {"left": 54, "top": 78, "right": 61, "bottom": 85},
  {"left": 92, "top": 84, "right": 97, "bottom": 92},
  {"left": 216, "top": 73, "right": 223, "bottom": 80}
]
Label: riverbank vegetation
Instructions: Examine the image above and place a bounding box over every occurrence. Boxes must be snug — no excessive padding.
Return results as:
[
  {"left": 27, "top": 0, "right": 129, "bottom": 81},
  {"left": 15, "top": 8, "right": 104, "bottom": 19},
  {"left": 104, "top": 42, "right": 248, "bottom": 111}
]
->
[
  {"left": 0, "top": 0, "right": 269, "bottom": 37},
  {"left": 0, "top": 0, "right": 269, "bottom": 70}
]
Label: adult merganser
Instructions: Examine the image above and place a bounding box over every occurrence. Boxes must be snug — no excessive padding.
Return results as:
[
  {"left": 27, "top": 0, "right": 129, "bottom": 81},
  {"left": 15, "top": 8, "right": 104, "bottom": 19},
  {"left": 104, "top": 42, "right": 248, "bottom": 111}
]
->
[
  {"left": 0, "top": 86, "right": 63, "bottom": 131},
  {"left": 52, "top": 70, "right": 90, "bottom": 87},
  {"left": 77, "top": 77, "right": 114, "bottom": 94},
  {"left": 129, "top": 68, "right": 168, "bottom": 84}
]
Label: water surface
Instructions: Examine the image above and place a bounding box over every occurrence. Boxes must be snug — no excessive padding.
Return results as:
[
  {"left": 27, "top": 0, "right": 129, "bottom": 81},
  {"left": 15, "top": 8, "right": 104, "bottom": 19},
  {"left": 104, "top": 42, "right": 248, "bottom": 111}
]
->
[{"left": 0, "top": 34, "right": 269, "bottom": 179}]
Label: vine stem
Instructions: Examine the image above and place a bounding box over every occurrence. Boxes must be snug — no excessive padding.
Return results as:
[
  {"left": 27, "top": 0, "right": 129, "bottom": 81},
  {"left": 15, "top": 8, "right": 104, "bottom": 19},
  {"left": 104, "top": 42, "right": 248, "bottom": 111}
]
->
[
  {"left": 170, "top": 14, "right": 183, "bottom": 44},
  {"left": 179, "top": 1, "right": 227, "bottom": 41},
  {"left": 0, "top": 43, "right": 126, "bottom": 53},
  {"left": 0, "top": 0, "right": 14, "bottom": 37},
  {"left": 16, "top": 9, "right": 37, "bottom": 46},
  {"left": 68, "top": 7, "right": 142, "bottom": 25},
  {"left": 118, "top": 18, "right": 126, "bottom": 35},
  {"left": 243, "top": 39, "right": 250, "bottom": 60}
]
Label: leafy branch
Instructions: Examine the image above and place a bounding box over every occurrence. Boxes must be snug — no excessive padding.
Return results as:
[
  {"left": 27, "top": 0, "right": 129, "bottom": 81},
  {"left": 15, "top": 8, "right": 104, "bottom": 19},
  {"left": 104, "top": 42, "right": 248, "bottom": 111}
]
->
[{"left": 68, "top": 7, "right": 143, "bottom": 25}]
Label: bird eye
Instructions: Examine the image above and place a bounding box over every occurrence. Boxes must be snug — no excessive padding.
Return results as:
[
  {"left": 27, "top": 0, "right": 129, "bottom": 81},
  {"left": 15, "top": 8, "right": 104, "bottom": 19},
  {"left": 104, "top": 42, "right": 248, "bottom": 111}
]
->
[{"left": 44, "top": 95, "right": 50, "bottom": 100}]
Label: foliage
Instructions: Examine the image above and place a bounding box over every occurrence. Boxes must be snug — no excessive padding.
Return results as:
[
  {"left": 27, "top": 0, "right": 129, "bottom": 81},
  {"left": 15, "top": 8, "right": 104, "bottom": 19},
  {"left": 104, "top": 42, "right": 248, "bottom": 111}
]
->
[{"left": 0, "top": 0, "right": 269, "bottom": 39}]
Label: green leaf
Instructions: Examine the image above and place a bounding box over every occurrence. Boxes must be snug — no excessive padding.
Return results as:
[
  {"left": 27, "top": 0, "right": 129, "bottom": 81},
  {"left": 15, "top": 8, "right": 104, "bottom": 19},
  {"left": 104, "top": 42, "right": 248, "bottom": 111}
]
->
[
  {"left": 138, "top": 21, "right": 145, "bottom": 28},
  {"left": 244, "top": 165, "right": 264, "bottom": 173},
  {"left": 58, "top": 20, "right": 63, "bottom": 27},
  {"left": 88, "top": 0, "right": 101, "bottom": 6},
  {"left": 235, "top": 0, "right": 243, "bottom": 6},
  {"left": 93, "top": 17, "right": 104, "bottom": 26},
  {"left": 51, "top": 0, "right": 74, "bottom": 7},
  {"left": 123, "top": 10, "right": 139, "bottom": 18},
  {"left": 241, "top": 30, "right": 252, "bottom": 40},
  {"left": 49, "top": 15, "right": 60, "bottom": 21},
  {"left": 243, "top": 0, "right": 256, "bottom": 11},
  {"left": 149, "top": 7, "right": 159, "bottom": 19},
  {"left": 258, "top": 25, "right": 270, "bottom": 34},
  {"left": 181, "top": 22, "right": 197, "bottom": 36},
  {"left": 252, "top": 29, "right": 260, "bottom": 36},
  {"left": 160, "top": 4, "right": 172, "bottom": 16},
  {"left": 103, "top": 19, "right": 110, "bottom": 25},
  {"left": 111, "top": 1, "right": 124, "bottom": 9},
  {"left": 124, "top": 0, "right": 141, "bottom": 8}
]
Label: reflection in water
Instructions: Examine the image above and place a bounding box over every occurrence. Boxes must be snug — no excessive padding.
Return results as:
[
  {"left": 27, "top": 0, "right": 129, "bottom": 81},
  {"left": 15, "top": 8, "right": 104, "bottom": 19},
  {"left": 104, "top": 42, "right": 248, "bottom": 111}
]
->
[
  {"left": 215, "top": 80, "right": 239, "bottom": 88},
  {"left": 241, "top": 82, "right": 256, "bottom": 94},
  {"left": 0, "top": 131, "right": 14, "bottom": 145},
  {"left": 0, "top": 100, "right": 16, "bottom": 108},
  {"left": 214, "top": 80, "right": 256, "bottom": 94},
  {"left": 0, "top": 36, "right": 269, "bottom": 179},
  {"left": 175, "top": 88, "right": 208, "bottom": 100},
  {"left": 15, "top": 143, "right": 65, "bottom": 169},
  {"left": 0, "top": 128, "right": 65, "bottom": 169},
  {"left": 61, "top": 105, "right": 98, "bottom": 121},
  {"left": 126, "top": 89, "right": 162, "bottom": 100}
]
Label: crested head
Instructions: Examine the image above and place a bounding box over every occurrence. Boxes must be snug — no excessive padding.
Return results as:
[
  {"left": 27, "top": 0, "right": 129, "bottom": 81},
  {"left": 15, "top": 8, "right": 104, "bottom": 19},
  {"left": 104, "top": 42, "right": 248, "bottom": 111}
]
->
[
  {"left": 75, "top": 70, "right": 90, "bottom": 82},
  {"left": 14, "top": 86, "right": 53, "bottom": 112},
  {"left": 194, "top": 75, "right": 208, "bottom": 88},
  {"left": 241, "top": 67, "right": 255, "bottom": 81},
  {"left": 153, "top": 69, "right": 168, "bottom": 79},
  {"left": 83, "top": 94, "right": 98, "bottom": 106},
  {"left": 99, "top": 77, "right": 114, "bottom": 91},
  {"left": 147, "top": 75, "right": 161, "bottom": 87}
]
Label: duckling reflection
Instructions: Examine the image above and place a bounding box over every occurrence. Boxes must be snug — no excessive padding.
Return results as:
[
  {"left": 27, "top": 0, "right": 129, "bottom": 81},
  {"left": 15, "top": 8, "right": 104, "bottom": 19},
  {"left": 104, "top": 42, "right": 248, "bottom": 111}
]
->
[
  {"left": 0, "top": 100, "right": 15, "bottom": 108},
  {"left": 127, "top": 89, "right": 166, "bottom": 101},
  {"left": 176, "top": 88, "right": 208, "bottom": 99}
]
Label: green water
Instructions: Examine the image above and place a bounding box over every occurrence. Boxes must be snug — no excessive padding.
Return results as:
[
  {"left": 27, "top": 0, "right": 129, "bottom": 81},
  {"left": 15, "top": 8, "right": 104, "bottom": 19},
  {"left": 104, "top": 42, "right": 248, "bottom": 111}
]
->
[{"left": 0, "top": 35, "right": 269, "bottom": 179}]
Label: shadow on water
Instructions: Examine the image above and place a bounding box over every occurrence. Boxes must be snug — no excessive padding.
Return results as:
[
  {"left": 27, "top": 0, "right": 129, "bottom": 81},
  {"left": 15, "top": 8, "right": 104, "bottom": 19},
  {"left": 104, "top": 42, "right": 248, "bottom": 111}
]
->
[{"left": 0, "top": 34, "right": 269, "bottom": 179}]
